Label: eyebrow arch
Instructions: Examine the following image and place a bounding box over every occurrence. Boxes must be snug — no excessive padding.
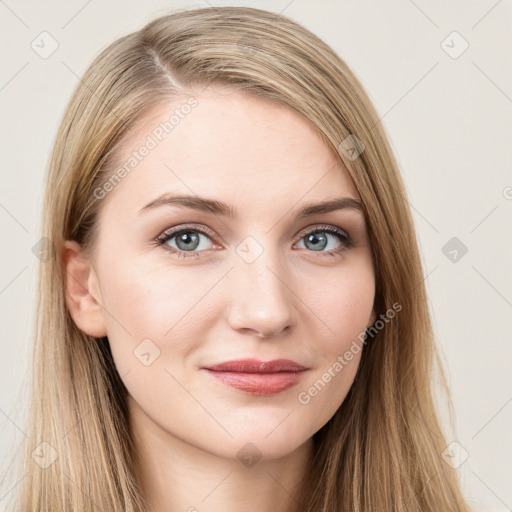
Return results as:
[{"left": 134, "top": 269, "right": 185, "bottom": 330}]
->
[{"left": 137, "top": 193, "right": 364, "bottom": 218}]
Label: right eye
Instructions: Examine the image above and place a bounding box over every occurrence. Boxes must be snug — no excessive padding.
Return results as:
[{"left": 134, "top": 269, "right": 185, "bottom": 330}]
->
[{"left": 155, "top": 225, "right": 218, "bottom": 259}]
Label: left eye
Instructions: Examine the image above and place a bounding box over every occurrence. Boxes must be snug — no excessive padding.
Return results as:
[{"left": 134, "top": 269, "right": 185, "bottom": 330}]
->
[
  {"left": 155, "top": 225, "right": 353, "bottom": 259},
  {"left": 295, "top": 228, "right": 350, "bottom": 252}
]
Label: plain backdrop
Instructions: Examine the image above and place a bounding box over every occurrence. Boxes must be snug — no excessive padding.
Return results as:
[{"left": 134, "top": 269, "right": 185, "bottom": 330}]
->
[{"left": 1, "top": 1, "right": 511, "bottom": 511}]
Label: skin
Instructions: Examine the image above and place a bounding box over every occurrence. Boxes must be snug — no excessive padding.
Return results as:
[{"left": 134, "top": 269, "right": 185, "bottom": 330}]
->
[{"left": 62, "top": 86, "right": 377, "bottom": 512}]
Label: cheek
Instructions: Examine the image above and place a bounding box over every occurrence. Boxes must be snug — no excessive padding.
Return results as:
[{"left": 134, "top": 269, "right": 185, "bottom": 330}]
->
[
  {"left": 331, "top": 279, "right": 374, "bottom": 342},
  {"left": 308, "top": 260, "right": 375, "bottom": 350},
  {"left": 295, "top": 262, "right": 374, "bottom": 418},
  {"left": 97, "top": 258, "right": 224, "bottom": 370}
]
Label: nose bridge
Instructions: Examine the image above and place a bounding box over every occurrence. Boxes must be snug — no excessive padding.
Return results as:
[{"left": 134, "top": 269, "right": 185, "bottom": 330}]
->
[{"left": 226, "top": 235, "right": 296, "bottom": 336}]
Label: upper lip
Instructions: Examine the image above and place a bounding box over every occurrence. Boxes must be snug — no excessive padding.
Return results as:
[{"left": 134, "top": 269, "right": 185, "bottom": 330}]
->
[{"left": 204, "top": 358, "right": 308, "bottom": 373}]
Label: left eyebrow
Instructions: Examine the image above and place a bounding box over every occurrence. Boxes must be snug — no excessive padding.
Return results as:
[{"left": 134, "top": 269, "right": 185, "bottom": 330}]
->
[
  {"left": 295, "top": 197, "right": 363, "bottom": 218},
  {"left": 137, "top": 193, "right": 364, "bottom": 219}
]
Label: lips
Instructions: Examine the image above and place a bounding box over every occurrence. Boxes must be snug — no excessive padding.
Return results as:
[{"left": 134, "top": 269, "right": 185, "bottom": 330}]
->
[
  {"left": 202, "top": 358, "right": 309, "bottom": 395},
  {"left": 205, "top": 358, "right": 308, "bottom": 373}
]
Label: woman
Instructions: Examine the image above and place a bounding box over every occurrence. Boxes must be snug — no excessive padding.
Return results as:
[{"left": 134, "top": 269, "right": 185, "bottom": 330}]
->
[{"left": 12, "top": 6, "right": 473, "bottom": 511}]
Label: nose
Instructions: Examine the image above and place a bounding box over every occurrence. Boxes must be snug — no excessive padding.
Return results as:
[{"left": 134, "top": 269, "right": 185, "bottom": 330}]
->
[{"left": 226, "top": 247, "right": 298, "bottom": 339}]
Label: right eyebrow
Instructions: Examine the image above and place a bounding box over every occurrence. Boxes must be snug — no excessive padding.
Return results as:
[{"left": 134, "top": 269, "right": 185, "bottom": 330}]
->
[{"left": 138, "top": 194, "right": 237, "bottom": 217}]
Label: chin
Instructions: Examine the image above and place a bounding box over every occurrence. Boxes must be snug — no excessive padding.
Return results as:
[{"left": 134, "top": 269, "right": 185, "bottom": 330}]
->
[{"left": 216, "top": 427, "right": 313, "bottom": 463}]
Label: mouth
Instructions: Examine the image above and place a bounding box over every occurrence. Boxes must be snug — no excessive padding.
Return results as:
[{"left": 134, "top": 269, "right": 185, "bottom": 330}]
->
[{"left": 201, "top": 358, "right": 309, "bottom": 395}]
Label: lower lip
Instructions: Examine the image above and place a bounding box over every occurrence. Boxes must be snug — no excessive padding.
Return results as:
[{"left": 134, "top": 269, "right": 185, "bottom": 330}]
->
[{"left": 204, "top": 369, "right": 306, "bottom": 395}]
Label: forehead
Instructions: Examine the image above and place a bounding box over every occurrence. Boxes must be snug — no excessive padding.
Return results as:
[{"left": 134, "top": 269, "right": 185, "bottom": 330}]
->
[{"left": 101, "top": 89, "right": 359, "bottom": 215}]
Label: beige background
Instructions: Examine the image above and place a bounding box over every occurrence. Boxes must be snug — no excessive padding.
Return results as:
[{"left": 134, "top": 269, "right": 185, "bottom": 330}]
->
[{"left": 1, "top": 1, "right": 511, "bottom": 510}]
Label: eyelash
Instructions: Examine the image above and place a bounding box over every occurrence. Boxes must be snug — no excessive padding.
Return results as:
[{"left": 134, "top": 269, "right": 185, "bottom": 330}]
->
[{"left": 154, "top": 223, "right": 354, "bottom": 260}]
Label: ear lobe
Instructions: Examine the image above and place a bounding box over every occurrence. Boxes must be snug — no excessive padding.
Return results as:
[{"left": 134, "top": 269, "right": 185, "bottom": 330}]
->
[{"left": 61, "top": 240, "right": 107, "bottom": 338}]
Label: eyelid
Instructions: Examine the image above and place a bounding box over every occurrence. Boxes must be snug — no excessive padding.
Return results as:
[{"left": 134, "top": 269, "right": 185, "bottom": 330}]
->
[
  {"left": 295, "top": 223, "right": 350, "bottom": 240},
  {"left": 155, "top": 223, "right": 219, "bottom": 244}
]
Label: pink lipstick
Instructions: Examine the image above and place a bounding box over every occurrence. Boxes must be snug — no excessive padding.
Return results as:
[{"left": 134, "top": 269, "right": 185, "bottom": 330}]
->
[{"left": 202, "top": 358, "right": 308, "bottom": 395}]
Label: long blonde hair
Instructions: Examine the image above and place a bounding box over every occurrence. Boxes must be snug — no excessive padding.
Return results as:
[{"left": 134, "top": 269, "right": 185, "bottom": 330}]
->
[{"left": 9, "top": 6, "right": 472, "bottom": 511}]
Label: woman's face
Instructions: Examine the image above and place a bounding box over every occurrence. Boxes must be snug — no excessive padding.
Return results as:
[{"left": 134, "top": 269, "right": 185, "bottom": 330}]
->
[{"left": 69, "top": 88, "right": 376, "bottom": 462}]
